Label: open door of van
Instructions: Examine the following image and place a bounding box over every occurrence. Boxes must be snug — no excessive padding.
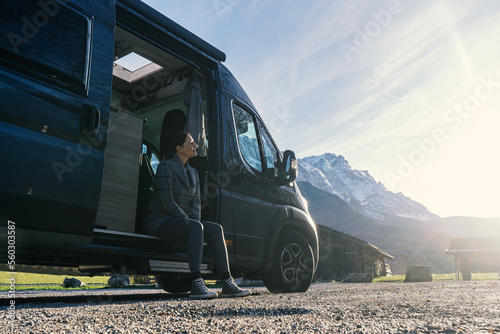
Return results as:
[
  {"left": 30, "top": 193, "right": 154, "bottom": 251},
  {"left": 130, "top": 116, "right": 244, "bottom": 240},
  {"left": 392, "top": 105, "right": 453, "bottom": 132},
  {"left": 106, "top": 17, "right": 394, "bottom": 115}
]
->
[{"left": 0, "top": 0, "right": 114, "bottom": 244}]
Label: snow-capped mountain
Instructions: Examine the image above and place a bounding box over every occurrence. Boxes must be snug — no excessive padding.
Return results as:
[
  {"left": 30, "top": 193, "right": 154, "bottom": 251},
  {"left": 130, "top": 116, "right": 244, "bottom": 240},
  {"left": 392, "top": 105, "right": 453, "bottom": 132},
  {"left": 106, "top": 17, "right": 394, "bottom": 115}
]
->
[
  {"left": 297, "top": 153, "right": 439, "bottom": 221},
  {"left": 237, "top": 135, "right": 262, "bottom": 171}
]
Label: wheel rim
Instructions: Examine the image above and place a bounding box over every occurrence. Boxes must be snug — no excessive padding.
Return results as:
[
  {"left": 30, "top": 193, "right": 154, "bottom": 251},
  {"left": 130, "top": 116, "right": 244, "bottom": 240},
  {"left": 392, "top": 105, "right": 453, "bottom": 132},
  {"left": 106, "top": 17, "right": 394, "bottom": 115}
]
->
[{"left": 280, "top": 242, "right": 307, "bottom": 284}]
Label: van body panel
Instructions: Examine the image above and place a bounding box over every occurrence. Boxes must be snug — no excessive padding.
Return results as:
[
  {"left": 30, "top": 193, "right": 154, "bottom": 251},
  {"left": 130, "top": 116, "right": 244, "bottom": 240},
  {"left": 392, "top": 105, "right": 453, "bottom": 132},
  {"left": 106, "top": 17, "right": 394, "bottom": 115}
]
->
[{"left": 218, "top": 65, "right": 256, "bottom": 110}]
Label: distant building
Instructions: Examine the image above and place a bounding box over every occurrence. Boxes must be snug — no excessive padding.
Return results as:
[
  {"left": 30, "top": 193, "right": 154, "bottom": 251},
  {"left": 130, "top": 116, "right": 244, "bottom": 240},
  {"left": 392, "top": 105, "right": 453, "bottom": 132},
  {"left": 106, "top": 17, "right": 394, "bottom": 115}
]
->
[
  {"left": 315, "top": 225, "right": 394, "bottom": 282},
  {"left": 445, "top": 237, "right": 500, "bottom": 280}
]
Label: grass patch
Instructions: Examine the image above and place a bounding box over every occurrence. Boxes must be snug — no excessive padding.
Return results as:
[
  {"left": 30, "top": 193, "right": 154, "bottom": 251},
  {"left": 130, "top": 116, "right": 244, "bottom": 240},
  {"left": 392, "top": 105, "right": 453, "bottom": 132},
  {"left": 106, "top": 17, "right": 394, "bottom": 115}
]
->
[
  {"left": 204, "top": 280, "right": 218, "bottom": 287},
  {"left": 373, "top": 272, "right": 499, "bottom": 283},
  {"left": 373, "top": 275, "right": 405, "bottom": 283},
  {"left": 0, "top": 271, "right": 110, "bottom": 285},
  {"left": 432, "top": 273, "right": 458, "bottom": 281},
  {"left": 470, "top": 272, "right": 500, "bottom": 281},
  {"left": 0, "top": 272, "right": 165, "bottom": 291},
  {"left": 0, "top": 285, "right": 109, "bottom": 292},
  {"left": 1, "top": 284, "right": 161, "bottom": 292},
  {"left": 0, "top": 271, "right": 111, "bottom": 291}
]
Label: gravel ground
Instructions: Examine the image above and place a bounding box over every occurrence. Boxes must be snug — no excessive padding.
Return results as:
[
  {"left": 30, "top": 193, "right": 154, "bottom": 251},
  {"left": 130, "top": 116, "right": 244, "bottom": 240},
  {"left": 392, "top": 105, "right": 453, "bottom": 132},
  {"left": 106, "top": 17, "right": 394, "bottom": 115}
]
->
[{"left": 2, "top": 280, "right": 500, "bottom": 333}]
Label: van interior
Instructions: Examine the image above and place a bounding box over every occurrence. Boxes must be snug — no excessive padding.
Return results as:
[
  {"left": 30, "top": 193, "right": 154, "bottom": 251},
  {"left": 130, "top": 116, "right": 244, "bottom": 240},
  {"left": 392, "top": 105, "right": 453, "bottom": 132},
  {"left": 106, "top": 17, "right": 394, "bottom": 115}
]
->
[{"left": 94, "top": 26, "right": 210, "bottom": 234}]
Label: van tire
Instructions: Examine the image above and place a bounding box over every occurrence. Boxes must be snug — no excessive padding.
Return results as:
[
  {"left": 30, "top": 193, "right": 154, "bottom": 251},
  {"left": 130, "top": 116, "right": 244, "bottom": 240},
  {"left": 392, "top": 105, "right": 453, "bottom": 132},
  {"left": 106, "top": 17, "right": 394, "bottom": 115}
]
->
[
  {"left": 263, "top": 230, "right": 314, "bottom": 293},
  {"left": 155, "top": 275, "right": 191, "bottom": 293}
]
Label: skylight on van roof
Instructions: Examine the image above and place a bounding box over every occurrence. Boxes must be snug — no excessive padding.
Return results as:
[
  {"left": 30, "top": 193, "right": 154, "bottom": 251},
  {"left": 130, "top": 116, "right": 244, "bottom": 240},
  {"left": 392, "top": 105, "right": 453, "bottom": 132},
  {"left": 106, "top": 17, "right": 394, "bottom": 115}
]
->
[
  {"left": 113, "top": 52, "right": 163, "bottom": 83},
  {"left": 115, "top": 52, "right": 152, "bottom": 71}
]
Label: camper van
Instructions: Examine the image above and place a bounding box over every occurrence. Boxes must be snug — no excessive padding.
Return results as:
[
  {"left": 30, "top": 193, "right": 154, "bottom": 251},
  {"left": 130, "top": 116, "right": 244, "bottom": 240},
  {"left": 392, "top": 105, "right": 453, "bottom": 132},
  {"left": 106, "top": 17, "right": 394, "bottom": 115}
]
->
[{"left": 0, "top": 0, "right": 318, "bottom": 293}]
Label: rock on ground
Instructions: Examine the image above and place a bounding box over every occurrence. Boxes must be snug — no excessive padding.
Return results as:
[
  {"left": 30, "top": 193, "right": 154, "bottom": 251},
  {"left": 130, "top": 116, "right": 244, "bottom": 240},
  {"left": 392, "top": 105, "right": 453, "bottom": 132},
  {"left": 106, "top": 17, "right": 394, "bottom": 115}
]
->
[
  {"left": 404, "top": 265, "right": 433, "bottom": 282},
  {"left": 62, "top": 278, "right": 85, "bottom": 288},
  {"left": 107, "top": 274, "right": 130, "bottom": 288}
]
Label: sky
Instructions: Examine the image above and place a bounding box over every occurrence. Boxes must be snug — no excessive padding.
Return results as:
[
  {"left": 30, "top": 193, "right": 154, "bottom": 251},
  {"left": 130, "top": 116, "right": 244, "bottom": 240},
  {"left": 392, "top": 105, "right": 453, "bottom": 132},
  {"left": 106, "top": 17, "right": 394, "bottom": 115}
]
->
[{"left": 141, "top": 0, "right": 500, "bottom": 219}]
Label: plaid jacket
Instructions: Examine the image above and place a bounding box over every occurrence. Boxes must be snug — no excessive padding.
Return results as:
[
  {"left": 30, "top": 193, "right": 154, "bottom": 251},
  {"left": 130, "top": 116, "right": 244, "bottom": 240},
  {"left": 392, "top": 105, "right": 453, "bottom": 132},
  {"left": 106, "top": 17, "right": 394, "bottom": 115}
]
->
[{"left": 144, "top": 154, "right": 201, "bottom": 232}]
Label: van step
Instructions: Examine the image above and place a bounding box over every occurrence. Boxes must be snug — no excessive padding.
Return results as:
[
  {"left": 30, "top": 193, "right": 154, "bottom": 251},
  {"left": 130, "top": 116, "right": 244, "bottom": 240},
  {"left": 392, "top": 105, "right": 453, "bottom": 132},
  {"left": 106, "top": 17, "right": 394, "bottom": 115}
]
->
[{"left": 149, "top": 260, "right": 212, "bottom": 274}]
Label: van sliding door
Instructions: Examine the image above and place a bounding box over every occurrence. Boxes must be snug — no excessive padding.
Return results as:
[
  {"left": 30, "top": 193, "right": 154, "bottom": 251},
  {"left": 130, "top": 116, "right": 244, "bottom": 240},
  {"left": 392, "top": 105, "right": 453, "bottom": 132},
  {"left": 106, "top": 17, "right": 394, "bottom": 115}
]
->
[{"left": 0, "top": 1, "right": 114, "bottom": 239}]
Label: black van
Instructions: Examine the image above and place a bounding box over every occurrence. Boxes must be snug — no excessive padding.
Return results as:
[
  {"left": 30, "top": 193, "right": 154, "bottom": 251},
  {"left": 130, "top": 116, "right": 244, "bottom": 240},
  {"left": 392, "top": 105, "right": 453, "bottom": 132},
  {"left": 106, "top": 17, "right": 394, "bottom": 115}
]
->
[{"left": 0, "top": 0, "right": 318, "bottom": 293}]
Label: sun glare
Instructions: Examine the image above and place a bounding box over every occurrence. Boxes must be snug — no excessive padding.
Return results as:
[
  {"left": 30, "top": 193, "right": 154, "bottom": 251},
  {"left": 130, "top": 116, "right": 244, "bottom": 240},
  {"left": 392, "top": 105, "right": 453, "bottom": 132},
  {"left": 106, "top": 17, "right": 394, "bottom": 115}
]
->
[{"left": 405, "top": 102, "right": 500, "bottom": 218}]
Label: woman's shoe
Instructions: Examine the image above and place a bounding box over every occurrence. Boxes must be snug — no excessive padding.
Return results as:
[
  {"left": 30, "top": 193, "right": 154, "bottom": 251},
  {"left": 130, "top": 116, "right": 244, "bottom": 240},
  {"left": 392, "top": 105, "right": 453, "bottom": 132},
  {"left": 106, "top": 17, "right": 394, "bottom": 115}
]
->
[
  {"left": 220, "top": 277, "right": 251, "bottom": 298},
  {"left": 189, "top": 278, "right": 218, "bottom": 299}
]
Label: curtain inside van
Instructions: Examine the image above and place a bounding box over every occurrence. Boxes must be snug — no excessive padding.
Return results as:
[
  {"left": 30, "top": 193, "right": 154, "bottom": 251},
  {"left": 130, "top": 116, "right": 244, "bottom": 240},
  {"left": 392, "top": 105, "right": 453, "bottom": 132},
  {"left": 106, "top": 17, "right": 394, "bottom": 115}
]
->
[{"left": 183, "top": 73, "right": 207, "bottom": 156}]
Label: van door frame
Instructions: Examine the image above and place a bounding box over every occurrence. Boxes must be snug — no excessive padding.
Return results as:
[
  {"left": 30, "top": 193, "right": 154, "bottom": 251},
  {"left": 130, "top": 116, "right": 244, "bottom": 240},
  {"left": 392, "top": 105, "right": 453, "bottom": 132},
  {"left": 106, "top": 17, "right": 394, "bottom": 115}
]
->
[{"left": 110, "top": 3, "right": 223, "bottom": 231}]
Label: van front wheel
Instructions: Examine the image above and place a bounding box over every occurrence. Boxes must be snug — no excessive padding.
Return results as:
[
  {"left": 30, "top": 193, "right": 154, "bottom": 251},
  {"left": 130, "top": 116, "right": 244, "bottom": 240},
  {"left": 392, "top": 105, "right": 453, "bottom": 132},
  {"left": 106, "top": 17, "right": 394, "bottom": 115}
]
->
[
  {"left": 155, "top": 275, "right": 191, "bottom": 293},
  {"left": 263, "top": 230, "right": 314, "bottom": 293}
]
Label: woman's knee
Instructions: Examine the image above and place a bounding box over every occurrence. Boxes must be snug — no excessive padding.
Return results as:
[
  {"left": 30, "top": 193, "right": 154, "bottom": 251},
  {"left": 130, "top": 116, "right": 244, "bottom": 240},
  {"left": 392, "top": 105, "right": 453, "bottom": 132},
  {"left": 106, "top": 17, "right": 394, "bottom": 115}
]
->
[
  {"left": 202, "top": 221, "right": 224, "bottom": 240},
  {"left": 188, "top": 220, "right": 204, "bottom": 236}
]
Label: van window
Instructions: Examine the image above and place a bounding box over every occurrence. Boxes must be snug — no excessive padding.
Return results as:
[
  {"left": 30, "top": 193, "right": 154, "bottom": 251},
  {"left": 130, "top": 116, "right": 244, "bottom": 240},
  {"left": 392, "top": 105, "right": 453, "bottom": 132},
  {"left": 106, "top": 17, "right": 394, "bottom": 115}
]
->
[
  {"left": 258, "top": 121, "right": 279, "bottom": 178},
  {"left": 233, "top": 104, "right": 262, "bottom": 172},
  {"left": 142, "top": 143, "right": 160, "bottom": 174},
  {"left": 0, "top": 1, "right": 91, "bottom": 91}
]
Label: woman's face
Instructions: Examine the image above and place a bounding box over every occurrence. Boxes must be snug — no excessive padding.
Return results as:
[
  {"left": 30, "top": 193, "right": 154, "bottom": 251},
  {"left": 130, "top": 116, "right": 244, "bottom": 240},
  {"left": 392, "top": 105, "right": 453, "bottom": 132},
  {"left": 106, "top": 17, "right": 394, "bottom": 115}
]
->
[{"left": 177, "top": 134, "right": 198, "bottom": 159}]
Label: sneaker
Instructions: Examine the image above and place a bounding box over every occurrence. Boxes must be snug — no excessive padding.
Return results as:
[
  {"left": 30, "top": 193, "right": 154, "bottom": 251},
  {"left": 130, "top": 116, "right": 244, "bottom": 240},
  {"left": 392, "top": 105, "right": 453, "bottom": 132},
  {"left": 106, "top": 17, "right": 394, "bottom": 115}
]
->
[
  {"left": 189, "top": 278, "right": 218, "bottom": 299},
  {"left": 220, "top": 277, "right": 251, "bottom": 298}
]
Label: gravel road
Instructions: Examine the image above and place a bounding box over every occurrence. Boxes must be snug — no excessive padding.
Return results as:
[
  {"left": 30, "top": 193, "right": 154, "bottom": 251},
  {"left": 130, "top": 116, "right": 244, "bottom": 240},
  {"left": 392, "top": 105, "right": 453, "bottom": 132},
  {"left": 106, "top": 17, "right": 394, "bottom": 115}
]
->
[{"left": 2, "top": 280, "right": 500, "bottom": 333}]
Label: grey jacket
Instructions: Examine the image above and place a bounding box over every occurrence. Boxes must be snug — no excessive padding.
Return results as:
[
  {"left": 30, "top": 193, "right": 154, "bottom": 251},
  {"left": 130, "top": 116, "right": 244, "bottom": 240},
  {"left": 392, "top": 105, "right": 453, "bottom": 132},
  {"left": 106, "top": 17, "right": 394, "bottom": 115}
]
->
[{"left": 144, "top": 154, "right": 201, "bottom": 234}]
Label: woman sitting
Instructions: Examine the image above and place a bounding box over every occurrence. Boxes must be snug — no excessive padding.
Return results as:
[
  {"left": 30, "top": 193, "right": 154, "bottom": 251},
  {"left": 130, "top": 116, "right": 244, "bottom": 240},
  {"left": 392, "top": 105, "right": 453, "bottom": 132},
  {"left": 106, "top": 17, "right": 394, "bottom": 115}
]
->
[{"left": 144, "top": 131, "right": 251, "bottom": 299}]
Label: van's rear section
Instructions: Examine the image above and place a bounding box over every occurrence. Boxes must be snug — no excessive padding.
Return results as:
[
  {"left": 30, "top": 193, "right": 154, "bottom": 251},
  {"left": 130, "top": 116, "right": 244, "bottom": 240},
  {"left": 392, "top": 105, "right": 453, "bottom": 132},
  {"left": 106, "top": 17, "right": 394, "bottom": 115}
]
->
[{"left": 0, "top": 0, "right": 318, "bottom": 293}]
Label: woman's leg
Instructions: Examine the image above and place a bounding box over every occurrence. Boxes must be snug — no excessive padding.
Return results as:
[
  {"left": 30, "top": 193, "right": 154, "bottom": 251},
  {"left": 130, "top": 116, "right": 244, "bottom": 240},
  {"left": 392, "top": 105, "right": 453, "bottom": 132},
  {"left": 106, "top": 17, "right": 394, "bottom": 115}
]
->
[
  {"left": 154, "top": 217, "right": 204, "bottom": 279},
  {"left": 201, "top": 221, "right": 231, "bottom": 279},
  {"left": 155, "top": 218, "right": 248, "bottom": 298},
  {"left": 202, "top": 221, "right": 251, "bottom": 297}
]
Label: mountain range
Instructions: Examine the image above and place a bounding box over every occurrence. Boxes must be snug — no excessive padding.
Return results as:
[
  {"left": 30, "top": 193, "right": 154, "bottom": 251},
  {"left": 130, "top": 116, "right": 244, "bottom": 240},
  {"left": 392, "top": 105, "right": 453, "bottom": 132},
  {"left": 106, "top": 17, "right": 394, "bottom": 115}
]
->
[
  {"left": 296, "top": 153, "right": 500, "bottom": 274},
  {"left": 297, "top": 153, "right": 439, "bottom": 222}
]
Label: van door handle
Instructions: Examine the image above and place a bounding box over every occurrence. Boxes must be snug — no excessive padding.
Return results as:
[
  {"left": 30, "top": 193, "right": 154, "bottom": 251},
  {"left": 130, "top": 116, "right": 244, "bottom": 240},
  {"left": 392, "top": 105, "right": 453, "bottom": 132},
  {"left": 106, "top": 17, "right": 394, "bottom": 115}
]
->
[{"left": 80, "top": 105, "right": 100, "bottom": 137}]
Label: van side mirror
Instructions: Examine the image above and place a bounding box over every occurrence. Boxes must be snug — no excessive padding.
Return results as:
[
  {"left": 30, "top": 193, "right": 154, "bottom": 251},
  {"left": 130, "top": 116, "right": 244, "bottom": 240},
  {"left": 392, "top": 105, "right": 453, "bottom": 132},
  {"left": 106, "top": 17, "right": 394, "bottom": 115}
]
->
[{"left": 280, "top": 150, "right": 298, "bottom": 185}]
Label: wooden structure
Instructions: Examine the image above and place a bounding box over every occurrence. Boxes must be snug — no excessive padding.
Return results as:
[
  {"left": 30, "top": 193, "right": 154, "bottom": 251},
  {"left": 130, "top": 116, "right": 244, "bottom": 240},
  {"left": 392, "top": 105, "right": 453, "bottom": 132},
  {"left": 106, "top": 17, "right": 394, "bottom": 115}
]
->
[
  {"left": 315, "top": 225, "right": 394, "bottom": 282},
  {"left": 445, "top": 237, "right": 500, "bottom": 280}
]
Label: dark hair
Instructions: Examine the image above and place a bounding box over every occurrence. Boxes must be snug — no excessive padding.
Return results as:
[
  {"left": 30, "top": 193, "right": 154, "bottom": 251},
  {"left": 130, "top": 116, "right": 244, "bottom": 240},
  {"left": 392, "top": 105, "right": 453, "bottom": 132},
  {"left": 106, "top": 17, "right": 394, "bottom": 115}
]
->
[
  {"left": 159, "top": 109, "right": 186, "bottom": 158},
  {"left": 165, "top": 131, "right": 189, "bottom": 159}
]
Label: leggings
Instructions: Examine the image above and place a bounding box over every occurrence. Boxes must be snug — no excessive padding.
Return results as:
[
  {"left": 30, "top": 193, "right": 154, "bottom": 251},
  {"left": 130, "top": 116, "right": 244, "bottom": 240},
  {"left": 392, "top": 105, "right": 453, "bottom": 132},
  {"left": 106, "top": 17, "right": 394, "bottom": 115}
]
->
[{"left": 153, "top": 217, "right": 231, "bottom": 280}]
